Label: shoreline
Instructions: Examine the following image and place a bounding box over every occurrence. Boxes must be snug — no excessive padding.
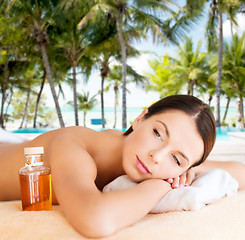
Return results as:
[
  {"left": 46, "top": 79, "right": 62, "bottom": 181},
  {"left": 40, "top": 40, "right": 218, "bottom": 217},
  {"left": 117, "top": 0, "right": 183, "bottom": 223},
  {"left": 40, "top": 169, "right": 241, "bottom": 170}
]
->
[{"left": 5, "top": 105, "right": 244, "bottom": 132}]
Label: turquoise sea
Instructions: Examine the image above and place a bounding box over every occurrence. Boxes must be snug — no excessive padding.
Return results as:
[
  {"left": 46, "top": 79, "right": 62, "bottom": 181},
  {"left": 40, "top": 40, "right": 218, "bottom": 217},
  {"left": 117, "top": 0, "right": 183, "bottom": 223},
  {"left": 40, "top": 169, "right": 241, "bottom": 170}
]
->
[
  {"left": 60, "top": 107, "right": 143, "bottom": 128},
  {"left": 59, "top": 106, "right": 242, "bottom": 128},
  {"left": 7, "top": 106, "right": 244, "bottom": 130}
]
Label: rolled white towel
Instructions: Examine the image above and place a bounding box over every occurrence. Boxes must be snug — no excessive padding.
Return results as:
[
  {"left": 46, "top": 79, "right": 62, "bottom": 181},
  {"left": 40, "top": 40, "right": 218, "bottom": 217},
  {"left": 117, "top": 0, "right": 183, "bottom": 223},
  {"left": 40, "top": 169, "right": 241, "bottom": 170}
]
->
[
  {"left": 103, "top": 169, "right": 239, "bottom": 213},
  {"left": 0, "top": 128, "right": 26, "bottom": 143}
]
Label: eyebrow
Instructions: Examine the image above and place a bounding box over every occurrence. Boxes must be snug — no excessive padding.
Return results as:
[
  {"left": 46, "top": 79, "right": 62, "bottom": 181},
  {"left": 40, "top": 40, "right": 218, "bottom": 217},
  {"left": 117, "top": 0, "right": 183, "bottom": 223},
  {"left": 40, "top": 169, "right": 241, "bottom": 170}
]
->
[{"left": 156, "top": 120, "right": 190, "bottom": 164}]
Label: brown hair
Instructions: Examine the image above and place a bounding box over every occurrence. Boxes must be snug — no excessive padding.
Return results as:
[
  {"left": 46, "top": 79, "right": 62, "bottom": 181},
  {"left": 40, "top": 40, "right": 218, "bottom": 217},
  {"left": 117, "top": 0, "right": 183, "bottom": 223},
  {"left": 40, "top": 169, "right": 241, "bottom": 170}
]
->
[{"left": 124, "top": 95, "right": 216, "bottom": 167}]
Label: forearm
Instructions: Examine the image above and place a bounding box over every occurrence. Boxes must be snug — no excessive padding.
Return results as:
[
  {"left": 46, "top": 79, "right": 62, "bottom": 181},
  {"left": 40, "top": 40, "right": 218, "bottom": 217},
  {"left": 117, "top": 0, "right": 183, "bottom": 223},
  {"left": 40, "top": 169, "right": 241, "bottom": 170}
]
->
[
  {"left": 71, "top": 179, "right": 171, "bottom": 238},
  {"left": 100, "top": 178, "right": 171, "bottom": 231},
  {"left": 195, "top": 160, "right": 245, "bottom": 190}
]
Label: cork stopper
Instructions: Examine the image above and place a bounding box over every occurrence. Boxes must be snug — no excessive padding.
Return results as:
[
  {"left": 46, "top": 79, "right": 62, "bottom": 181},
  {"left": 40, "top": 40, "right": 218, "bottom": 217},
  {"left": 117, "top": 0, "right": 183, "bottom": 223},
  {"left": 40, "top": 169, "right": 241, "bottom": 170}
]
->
[{"left": 24, "top": 147, "right": 44, "bottom": 155}]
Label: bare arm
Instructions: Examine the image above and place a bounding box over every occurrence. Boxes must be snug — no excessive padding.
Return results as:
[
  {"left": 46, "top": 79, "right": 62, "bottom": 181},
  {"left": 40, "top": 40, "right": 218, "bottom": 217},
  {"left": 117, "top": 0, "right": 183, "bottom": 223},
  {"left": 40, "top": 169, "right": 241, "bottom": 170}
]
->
[
  {"left": 195, "top": 160, "right": 245, "bottom": 190},
  {"left": 48, "top": 136, "right": 171, "bottom": 238}
]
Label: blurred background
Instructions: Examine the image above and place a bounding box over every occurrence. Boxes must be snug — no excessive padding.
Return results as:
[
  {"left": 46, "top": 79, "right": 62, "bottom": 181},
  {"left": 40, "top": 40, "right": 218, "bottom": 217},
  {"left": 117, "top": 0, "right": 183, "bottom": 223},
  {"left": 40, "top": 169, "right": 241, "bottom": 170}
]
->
[{"left": 1, "top": 0, "right": 245, "bottom": 132}]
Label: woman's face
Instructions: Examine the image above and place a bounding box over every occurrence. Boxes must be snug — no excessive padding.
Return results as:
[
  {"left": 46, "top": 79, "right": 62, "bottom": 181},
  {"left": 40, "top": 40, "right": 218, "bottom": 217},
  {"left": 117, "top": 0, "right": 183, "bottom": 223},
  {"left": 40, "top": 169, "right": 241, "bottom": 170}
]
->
[{"left": 122, "top": 109, "right": 204, "bottom": 182}]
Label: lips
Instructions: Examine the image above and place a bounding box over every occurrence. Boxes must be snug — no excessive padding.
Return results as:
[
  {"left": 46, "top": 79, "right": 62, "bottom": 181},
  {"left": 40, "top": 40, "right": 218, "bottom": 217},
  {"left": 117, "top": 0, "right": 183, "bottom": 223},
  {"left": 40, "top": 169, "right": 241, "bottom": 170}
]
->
[{"left": 136, "top": 156, "right": 151, "bottom": 174}]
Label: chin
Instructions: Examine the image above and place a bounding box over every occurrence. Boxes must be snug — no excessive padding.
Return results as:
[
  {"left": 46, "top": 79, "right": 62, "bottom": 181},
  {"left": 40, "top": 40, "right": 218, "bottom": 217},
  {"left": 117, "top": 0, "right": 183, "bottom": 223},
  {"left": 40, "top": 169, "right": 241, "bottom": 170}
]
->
[
  {"left": 123, "top": 159, "right": 142, "bottom": 182},
  {"left": 126, "top": 171, "right": 143, "bottom": 183}
]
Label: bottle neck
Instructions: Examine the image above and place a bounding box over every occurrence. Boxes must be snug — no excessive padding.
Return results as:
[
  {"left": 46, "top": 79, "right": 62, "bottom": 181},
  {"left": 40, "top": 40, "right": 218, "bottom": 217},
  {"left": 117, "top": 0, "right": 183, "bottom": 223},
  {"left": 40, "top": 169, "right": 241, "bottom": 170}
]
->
[{"left": 25, "top": 154, "right": 43, "bottom": 166}]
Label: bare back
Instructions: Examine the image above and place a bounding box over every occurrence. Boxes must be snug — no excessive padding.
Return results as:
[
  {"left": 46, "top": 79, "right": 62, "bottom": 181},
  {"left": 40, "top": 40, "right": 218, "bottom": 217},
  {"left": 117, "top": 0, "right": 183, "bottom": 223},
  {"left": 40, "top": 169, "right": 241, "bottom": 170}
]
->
[{"left": 0, "top": 127, "right": 125, "bottom": 203}]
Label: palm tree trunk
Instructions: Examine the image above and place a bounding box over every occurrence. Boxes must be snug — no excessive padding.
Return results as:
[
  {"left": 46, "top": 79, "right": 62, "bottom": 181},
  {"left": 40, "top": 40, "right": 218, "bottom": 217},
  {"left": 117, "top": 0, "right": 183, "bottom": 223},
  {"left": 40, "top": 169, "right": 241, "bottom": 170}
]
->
[
  {"left": 187, "top": 83, "right": 191, "bottom": 95},
  {"left": 101, "top": 74, "right": 105, "bottom": 128},
  {"left": 237, "top": 95, "right": 245, "bottom": 129},
  {"left": 187, "top": 79, "right": 194, "bottom": 95},
  {"left": 116, "top": 13, "right": 127, "bottom": 129},
  {"left": 100, "top": 58, "right": 109, "bottom": 129},
  {"left": 33, "top": 70, "right": 46, "bottom": 128},
  {"left": 222, "top": 97, "right": 230, "bottom": 125},
  {"left": 40, "top": 44, "right": 65, "bottom": 128},
  {"left": 72, "top": 63, "right": 79, "bottom": 126},
  {"left": 208, "top": 94, "right": 213, "bottom": 106},
  {"left": 83, "top": 110, "right": 87, "bottom": 127},
  {"left": 19, "top": 88, "right": 30, "bottom": 129},
  {"left": 113, "top": 86, "right": 118, "bottom": 128},
  {"left": 0, "top": 63, "right": 8, "bottom": 129},
  {"left": 215, "top": 11, "right": 223, "bottom": 127},
  {"left": 5, "top": 88, "right": 13, "bottom": 116}
]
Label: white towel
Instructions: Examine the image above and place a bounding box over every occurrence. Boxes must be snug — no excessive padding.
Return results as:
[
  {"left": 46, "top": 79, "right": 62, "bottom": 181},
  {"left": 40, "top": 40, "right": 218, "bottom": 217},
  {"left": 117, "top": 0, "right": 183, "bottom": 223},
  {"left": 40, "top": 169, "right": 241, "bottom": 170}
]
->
[
  {"left": 0, "top": 128, "right": 26, "bottom": 143},
  {"left": 103, "top": 169, "right": 239, "bottom": 213}
]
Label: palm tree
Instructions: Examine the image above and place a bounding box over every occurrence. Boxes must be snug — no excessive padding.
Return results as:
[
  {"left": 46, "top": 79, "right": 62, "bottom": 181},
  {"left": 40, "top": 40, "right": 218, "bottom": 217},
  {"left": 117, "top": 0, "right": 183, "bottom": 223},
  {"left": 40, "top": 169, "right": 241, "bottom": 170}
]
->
[
  {"left": 33, "top": 67, "right": 46, "bottom": 128},
  {"left": 148, "top": 37, "right": 209, "bottom": 97},
  {"left": 55, "top": 1, "right": 93, "bottom": 126},
  {"left": 12, "top": 66, "right": 40, "bottom": 129},
  {"left": 78, "top": 0, "right": 204, "bottom": 129},
  {"left": 105, "top": 67, "right": 121, "bottom": 128},
  {"left": 205, "top": 0, "right": 245, "bottom": 127},
  {"left": 168, "top": 37, "right": 209, "bottom": 95},
  {"left": 105, "top": 64, "right": 147, "bottom": 128},
  {"left": 145, "top": 55, "right": 184, "bottom": 97},
  {"left": 0, "top": 8, "right": 28, "bottom": 128},
  {"left": 77, "top": 91, "right": 98, "bottom": 127},
  {"left": 79, "top": 9, "right": 124, "bottom": 128},
  {"left": 222, "top": 33, "right": 245, "bottom": 128},
  {"left": 9, "top": 0, "right": 65, "bottom": 128}
]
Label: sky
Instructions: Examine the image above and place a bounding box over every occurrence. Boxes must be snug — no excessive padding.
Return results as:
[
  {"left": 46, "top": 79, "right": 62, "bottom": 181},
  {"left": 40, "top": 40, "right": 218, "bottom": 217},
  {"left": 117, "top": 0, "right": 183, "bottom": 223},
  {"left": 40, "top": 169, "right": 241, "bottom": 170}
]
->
[{"left": 43, "top": 11, "right": 245, "bottom": 109}]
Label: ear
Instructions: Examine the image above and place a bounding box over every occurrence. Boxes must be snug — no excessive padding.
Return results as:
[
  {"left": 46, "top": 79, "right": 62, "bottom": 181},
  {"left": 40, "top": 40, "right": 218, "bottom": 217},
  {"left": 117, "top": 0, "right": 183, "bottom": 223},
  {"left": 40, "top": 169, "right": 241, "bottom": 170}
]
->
[{"left": 132, "top": 109, "right": 149, "bottom": 130}]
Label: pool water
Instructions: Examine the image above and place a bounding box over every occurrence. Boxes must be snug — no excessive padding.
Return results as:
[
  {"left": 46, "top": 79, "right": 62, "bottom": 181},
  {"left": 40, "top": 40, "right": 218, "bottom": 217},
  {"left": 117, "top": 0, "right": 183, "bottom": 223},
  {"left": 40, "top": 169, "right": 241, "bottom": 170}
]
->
[
  {"left": 11, "top": 128, "right": 55, "bottom": 134},
  {"left": 216, "top": 127, "right": 245, "bottom": 141}
]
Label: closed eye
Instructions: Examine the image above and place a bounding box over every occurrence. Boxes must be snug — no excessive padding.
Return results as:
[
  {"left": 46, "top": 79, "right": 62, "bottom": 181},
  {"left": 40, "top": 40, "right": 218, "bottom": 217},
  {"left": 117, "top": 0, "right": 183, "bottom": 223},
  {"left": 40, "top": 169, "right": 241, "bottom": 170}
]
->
[
  {"left": 172, "top": 153, "right": 181, "bottom": 166},
  {"left": 153, "top": 128, "right": 161, "bottom": 138}
]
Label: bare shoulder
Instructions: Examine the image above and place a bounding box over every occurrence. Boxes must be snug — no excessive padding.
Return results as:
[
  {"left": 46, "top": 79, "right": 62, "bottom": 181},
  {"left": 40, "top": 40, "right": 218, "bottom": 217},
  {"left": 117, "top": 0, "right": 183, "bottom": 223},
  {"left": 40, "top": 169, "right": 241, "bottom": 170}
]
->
[
  {"left": 46, "top": 130, "right": 99, "bottom": 199},
  {"left": 30, "top": 126, "right": 97, "bottom": 148},
  {"left": 102, "top": 128, "right": 124, "bottom": 136},
  {"left": 44, "top": 126, "right": 98, "bottom": 162},
  {"left": 32, "top": 126, "right": 121, "bottom": 148},
  {"left": 47, "top": 133, "right": 97, "bottom": 177}
]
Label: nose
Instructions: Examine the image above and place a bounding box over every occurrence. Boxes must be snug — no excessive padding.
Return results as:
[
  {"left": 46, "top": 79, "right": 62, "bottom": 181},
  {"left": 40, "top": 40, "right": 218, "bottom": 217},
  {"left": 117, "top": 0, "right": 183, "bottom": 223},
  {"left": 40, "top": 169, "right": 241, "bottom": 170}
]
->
[{"left": 148, "top": 148, "right": 167, "bottom": 165}]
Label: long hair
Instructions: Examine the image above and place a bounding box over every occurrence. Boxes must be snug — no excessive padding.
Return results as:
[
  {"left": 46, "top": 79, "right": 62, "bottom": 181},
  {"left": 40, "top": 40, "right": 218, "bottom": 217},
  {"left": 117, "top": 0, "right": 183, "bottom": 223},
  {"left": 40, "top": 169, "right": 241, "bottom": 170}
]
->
[{"left": 124, "top": 95, "right": 216, "bottom": 167}]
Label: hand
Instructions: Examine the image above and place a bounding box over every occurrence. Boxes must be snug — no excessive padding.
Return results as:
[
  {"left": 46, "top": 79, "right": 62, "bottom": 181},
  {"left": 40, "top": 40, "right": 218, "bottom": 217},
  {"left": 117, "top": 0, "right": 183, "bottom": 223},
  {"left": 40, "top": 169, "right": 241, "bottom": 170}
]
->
[{"left": 166, "top": 168, "right": 196, "bottom": 189}]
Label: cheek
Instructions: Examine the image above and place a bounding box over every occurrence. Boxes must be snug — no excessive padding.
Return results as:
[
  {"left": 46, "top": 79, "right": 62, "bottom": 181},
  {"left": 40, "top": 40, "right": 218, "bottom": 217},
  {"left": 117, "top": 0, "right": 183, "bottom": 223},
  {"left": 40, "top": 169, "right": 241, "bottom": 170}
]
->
[
  {"left": 157, "top": 163, "right": 182, "bottom": 179},
  {"left": 127, "top": 129, "right": 151, "bottom": 150}
]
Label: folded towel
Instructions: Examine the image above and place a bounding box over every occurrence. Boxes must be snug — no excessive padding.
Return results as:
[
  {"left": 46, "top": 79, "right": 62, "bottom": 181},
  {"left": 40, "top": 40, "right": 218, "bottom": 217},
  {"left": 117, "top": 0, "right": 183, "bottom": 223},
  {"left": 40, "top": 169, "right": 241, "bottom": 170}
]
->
[
  {"left": 103, "top": 169, "right": 239, "bottom": 213},
  {"left": 0, "top": 128, "right": 26, "bottom": 143}
]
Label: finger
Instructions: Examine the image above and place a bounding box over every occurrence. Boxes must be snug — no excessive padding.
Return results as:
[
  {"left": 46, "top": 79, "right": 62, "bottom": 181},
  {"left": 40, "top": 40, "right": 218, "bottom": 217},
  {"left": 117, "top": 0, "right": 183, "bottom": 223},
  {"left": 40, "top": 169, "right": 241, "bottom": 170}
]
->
[
  {"left": 179, "top": 173, "right": 186, "bottom": 187},
  {"left": 172, "top": 176, "right": 180, "bottom": 188},
  {"left": 166, "top": 178, "right": 173, "bottom": 184},
  {"left": 185, "top": 168, "right": 196, "bottom": 186}
]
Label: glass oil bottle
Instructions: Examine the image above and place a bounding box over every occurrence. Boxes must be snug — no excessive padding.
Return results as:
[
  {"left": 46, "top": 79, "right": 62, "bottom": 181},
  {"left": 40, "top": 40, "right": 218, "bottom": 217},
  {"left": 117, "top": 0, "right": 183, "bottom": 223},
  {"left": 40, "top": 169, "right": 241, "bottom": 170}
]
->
[{"left": 19, "top": 147, "right": 52, "bottom": 211}]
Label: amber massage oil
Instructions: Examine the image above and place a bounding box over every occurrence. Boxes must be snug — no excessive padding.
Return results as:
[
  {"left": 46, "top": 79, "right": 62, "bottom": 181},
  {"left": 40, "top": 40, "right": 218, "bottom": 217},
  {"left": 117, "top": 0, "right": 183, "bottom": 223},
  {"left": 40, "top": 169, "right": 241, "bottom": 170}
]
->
[{"left": 19, "top": 147, "right": 52, "bottom": 211}]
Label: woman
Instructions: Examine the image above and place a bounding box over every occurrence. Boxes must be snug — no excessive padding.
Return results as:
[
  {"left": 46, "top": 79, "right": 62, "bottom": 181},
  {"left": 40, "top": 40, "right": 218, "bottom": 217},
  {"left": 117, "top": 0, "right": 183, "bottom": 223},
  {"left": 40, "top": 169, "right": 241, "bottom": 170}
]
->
[{"left": 0, "top": 95, "right": 244, "bottom": 238}]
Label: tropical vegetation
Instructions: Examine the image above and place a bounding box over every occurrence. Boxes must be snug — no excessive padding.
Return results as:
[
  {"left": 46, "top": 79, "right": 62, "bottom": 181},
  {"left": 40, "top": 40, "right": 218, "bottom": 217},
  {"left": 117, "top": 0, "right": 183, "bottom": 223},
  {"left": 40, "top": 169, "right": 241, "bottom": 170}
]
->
[{"left": 0, "top": 0, "right": 245, "bottom": 130}]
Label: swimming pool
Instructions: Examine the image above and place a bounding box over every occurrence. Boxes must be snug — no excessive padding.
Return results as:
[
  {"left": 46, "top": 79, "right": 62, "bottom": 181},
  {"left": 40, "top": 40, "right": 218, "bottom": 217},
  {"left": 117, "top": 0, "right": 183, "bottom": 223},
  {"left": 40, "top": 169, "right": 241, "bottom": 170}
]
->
[
  {"left": 11, "top": 128, "right": 55, "bottom": 134},
  {"left": 11, "top": 127, "right": 245, "bottom": 141},
  {"left": 216, "top": 127, "right": 245, "bottom": 141}
]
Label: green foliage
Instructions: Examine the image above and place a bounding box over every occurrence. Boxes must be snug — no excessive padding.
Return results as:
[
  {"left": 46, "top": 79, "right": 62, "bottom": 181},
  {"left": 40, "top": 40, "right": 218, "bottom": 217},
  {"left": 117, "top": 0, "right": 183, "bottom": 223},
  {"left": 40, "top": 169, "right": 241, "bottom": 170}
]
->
[
  {"left": 77, "top": 91, "right": 98, "bottom": 112},
  {"left": 1, "top": 0, "right": 245, "bottom": 128},
  {"left": 10, "top": 90, "right": 53, "bottom": 127},
  {"left": 205, "top": 0, "right": 244, "bottom": 52},
  {"left": 145, "top": 36, "right": 211, "bottom": 98},
  {"left": 145, "top": 55, "right": 183, "bottom": 97},
  {"left": 222, "top": 33, "right": 245, "bottom": 96}
]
